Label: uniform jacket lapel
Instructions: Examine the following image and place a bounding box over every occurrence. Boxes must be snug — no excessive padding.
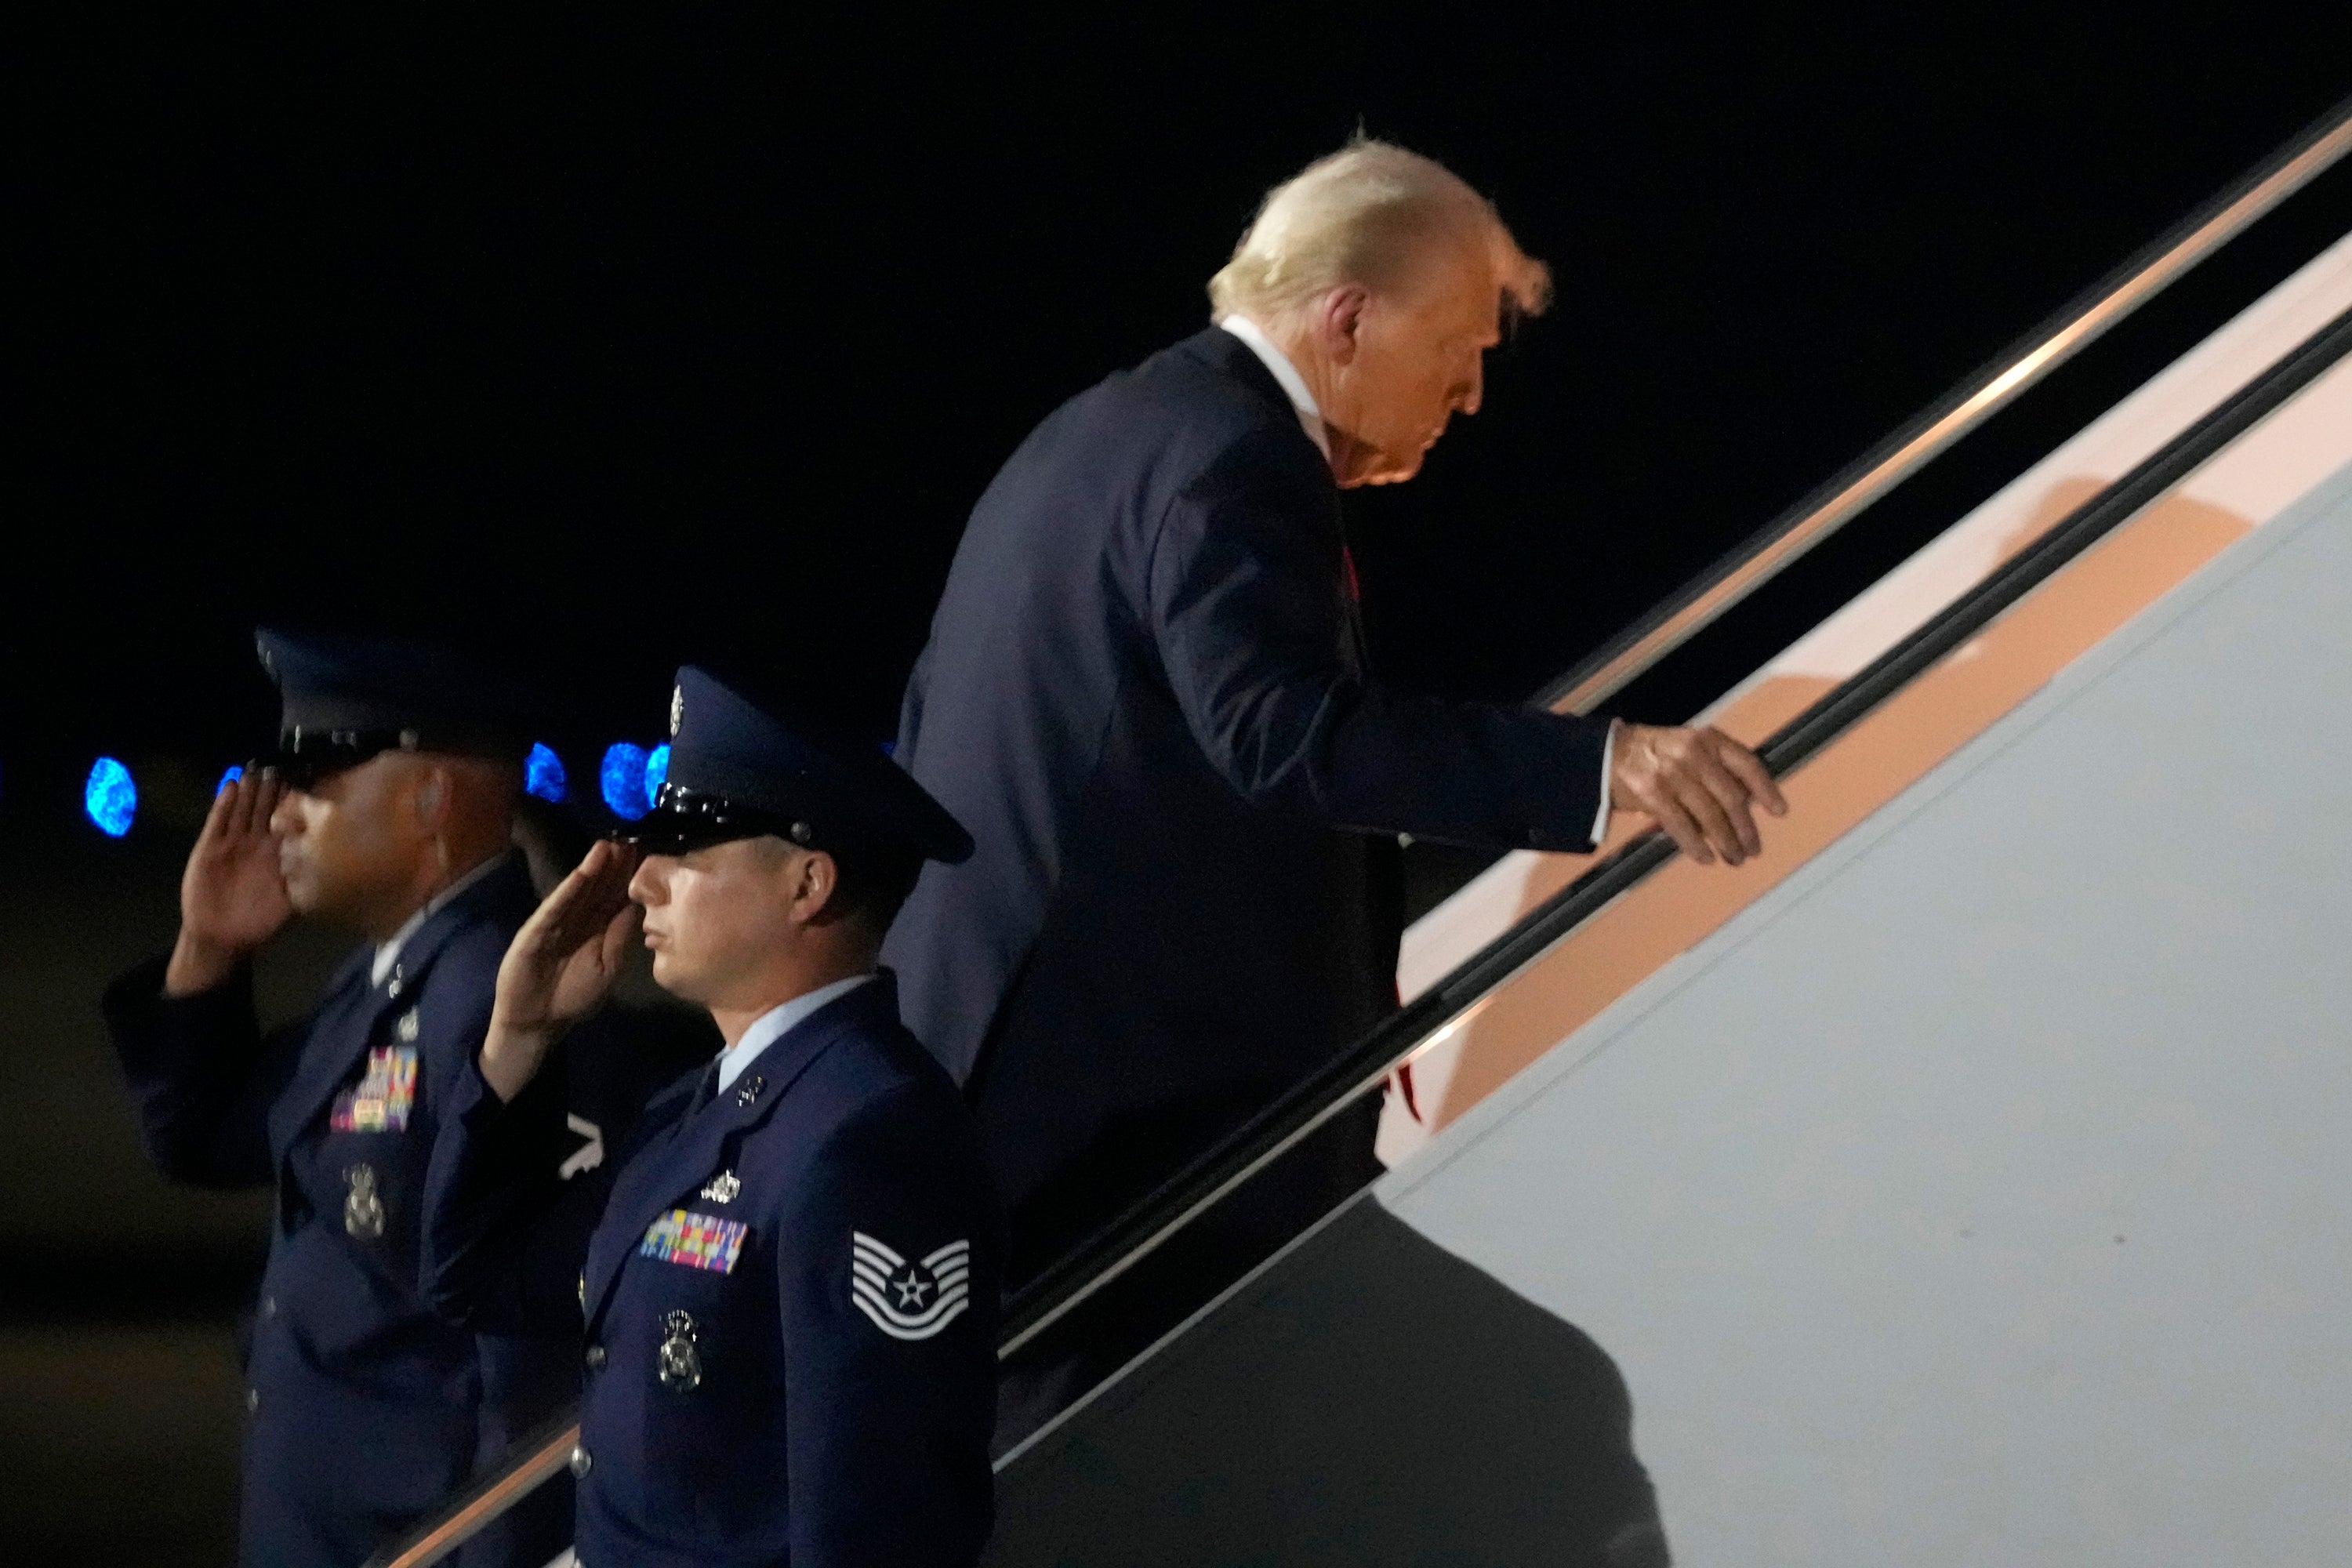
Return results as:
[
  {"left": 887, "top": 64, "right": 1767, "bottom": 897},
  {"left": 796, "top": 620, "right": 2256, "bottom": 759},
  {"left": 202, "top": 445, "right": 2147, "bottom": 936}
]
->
[
  {"left": 266, "top": 953, "right": 378, "bottom": 1163},
  {"left": 267, "top": 856, "right": 537, "bottom": 1163},
  {"left": 583, "top": 978, "right": 895, "bottom": 1331}
]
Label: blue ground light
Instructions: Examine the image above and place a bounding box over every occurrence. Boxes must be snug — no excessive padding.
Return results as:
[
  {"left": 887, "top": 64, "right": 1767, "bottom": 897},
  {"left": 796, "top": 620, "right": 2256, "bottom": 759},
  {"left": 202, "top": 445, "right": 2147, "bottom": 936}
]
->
[
  {"left": 644, "top": 743, "right": 670, "bottom": 810},
  {"left": 525, "top": 742, "right": 568, "bottom": 804},
  {"left": 85, "top": 757, "right": 137, "bottom": 837},
  {"left": 601, "top": 742, "right": 651, "bottom": 820}
]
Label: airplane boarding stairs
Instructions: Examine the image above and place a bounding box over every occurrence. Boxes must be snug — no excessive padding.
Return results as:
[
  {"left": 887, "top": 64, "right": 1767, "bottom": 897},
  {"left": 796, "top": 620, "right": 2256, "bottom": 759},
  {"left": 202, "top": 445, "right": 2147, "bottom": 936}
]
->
[
  {"left": 982, "top": 162, "right": 2352, "bottom": 1568},
  {"left": 988, "top": 294, "right": 2352, "bottom": 1568},
  {"left": 372, "top": 100, "right": 2352, "bottom": 1568}
]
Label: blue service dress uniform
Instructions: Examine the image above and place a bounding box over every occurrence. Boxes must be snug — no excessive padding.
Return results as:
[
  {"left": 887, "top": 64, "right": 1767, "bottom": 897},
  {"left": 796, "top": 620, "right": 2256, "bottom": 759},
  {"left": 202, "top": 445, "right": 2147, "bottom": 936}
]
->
[
  {"left": 103, "top": 854, "right": 575, "bottom": 1567},
  {"left": 424, "top": 971, "right": 1001, "bottom": 1567}
]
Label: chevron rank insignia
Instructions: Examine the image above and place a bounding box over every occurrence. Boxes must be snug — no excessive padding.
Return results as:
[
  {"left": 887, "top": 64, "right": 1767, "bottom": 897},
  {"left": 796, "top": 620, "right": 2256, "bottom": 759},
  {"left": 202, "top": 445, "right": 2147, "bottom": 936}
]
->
[
  {"left": 851, "top": 1232, "right": 971, "bottom": 1341},
  {"left": 641, "top": 1209, "right": 748, "bottom": 1274},
  {"left": 558, "top": 1114, "right": 604, "bottom": 1181}
]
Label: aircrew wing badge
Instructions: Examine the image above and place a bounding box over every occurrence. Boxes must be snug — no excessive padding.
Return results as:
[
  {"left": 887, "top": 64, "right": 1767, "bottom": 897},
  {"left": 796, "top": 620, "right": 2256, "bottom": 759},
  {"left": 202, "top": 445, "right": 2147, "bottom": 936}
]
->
[{"left": 850, "top": 1232, "right": 971, "bottom": 1341}]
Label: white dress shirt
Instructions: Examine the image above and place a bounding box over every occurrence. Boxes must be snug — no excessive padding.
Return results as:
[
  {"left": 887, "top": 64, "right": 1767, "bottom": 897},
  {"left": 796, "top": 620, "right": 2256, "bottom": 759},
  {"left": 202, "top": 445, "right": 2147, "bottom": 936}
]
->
[
  {"left": 370, "top": 850, "right": 514, "bottom": 989},
  {"left": 1218, "top": 314, "right": 1330, "bottom": 460},
  {"left": 1214, "top": 315, "right": 1615, "bottom": 845},
  {"left": 713, "top": 973, "right": 877, "bottom": 1094}
]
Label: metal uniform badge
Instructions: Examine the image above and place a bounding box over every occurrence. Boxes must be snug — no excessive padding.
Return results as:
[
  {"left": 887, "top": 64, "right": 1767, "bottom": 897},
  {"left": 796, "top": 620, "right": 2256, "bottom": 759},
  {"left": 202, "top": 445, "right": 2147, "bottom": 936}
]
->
[
  {"left": 343, "top": 1163, "right": 385, "bottom": 1240},
  {"left": 657, "top": 1309, "right": 701, "bottom": 1392},
  {"left": 700, "top": 1171, "right": 740, "bottom": 1204},
  {"left": 396, "top": 1007, "right": 420, "bottom": 1043}
]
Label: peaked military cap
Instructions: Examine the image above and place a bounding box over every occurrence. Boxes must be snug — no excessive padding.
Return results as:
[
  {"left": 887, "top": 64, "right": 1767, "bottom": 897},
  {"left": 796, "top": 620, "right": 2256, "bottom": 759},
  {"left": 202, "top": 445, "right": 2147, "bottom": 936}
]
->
[
  {"left": 624, "top": 665, "right": 972, "bottom": 864},
  {"left": 256, "top": 627, "right": 530, "bottom": 786}
]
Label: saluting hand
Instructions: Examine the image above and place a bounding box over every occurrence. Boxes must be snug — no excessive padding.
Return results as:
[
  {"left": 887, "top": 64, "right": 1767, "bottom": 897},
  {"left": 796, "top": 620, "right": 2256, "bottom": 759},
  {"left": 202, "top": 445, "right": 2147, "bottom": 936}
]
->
[
  {"left": 481, "top": 839, "right": 642, "bottom": 1102},
  {"left": 165, "top": 771, "right": 296, "bottom": 997},
  {"left": 1608, "top": 721, "right": 1788, "bottom": 867}
]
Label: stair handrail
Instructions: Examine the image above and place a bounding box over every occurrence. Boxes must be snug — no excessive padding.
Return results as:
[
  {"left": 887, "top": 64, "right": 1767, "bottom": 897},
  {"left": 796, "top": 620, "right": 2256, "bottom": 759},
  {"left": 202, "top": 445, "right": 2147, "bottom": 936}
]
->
[{"left": 1537, "top": 95, "right": 2352, "bottom": 718}]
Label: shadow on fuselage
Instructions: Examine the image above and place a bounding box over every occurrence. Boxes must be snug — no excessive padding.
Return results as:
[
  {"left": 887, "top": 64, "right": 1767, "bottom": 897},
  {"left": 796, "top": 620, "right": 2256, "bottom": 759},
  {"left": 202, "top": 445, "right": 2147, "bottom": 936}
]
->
[{"left": 987, "top": 1197, "right": 1669, "bottom": 1568}]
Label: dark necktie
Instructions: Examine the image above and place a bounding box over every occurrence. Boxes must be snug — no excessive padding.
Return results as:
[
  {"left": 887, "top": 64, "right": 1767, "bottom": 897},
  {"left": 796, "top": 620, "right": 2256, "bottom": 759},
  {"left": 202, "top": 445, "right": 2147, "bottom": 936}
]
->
[{"left": 685, "top": 1059, "right": 721, "bottom": 1117}]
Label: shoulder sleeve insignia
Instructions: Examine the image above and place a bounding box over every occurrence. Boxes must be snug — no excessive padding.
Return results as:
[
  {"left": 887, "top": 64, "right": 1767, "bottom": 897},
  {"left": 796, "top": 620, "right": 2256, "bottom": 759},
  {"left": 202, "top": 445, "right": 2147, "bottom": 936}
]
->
[
  {"left": 558, "top": 1114, "right": 604, "bottom": 1180},
  {"left": 850, "top": 1232, "right": 970, "bottom": 1340}
]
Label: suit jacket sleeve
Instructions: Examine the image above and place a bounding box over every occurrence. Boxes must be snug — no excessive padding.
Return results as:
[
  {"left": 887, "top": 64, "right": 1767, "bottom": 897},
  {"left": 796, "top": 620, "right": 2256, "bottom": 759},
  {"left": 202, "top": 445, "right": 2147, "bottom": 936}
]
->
[
  {"left": 1145, "top": 430, "right": 1612, "bottom": 853},
  {"left": 101, "top": 956, "right": 296, "bottom": 1189},
  {"left": 782, "top": 1085, "right": 1001, "bottom": 1567}
]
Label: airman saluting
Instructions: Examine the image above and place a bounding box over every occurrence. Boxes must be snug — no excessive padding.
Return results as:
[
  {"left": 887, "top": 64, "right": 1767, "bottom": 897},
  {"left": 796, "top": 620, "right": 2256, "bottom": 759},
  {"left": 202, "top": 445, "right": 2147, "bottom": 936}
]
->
[
  {"left": 101, "top": 630, "right": 575, "bottom": 1567},
  {"left": 423, "top": 666, "right": 1000, "bottom": 1566}
]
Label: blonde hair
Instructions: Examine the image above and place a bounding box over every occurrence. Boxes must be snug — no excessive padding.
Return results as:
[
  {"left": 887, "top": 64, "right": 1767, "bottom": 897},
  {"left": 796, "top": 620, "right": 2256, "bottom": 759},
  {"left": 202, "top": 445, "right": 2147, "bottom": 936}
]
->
[{"left": 1207, "top": 137, "right": 1551, "bottom": 324}]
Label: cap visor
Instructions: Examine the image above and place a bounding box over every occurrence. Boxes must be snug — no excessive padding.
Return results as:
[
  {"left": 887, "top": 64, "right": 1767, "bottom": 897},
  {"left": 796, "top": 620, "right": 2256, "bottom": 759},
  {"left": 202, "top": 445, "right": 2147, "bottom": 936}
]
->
[
  {"left": 256, "top": 745, "right": 351, "bottom": 789},
  {"left": 612, "top": 803, "right": 749, "bottom": 855}
]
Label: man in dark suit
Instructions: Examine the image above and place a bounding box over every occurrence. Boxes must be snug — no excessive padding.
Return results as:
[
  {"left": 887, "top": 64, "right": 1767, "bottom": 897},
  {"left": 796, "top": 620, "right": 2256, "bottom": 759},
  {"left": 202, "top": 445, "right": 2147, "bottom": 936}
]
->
[
  {"left": 101, "top": 630, "right": 575, "bottom": 1566},
  {"left": 886, "top": 137, "right": 1785, "bottom": 1446},
  {"left": 423, "top": 666, "right": 1000, "bottom": 1567}
]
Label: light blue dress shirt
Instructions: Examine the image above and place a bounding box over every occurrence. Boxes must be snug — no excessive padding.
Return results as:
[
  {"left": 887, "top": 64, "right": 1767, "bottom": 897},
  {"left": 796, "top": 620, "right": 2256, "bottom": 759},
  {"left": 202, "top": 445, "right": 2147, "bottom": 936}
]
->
[{"left": 713, "top": 973, "right": 877, "bottom": 1094}]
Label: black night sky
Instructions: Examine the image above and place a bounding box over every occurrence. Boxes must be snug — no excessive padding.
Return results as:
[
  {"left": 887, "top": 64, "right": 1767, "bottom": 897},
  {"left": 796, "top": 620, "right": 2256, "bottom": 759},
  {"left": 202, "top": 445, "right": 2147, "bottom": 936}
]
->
[{"left": 13, "top": 14, "right": 2347, "bottom": 822}]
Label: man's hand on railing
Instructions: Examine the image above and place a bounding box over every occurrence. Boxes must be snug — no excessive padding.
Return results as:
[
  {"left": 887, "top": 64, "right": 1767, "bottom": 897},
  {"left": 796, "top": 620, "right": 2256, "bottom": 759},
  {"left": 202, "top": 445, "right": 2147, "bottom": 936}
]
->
[
  {"left": 1607, "top": 721, "right": 1786, "bottom": 866},
  {"left": 480, "top": 839, "right": 641, "bottom": 1102}
]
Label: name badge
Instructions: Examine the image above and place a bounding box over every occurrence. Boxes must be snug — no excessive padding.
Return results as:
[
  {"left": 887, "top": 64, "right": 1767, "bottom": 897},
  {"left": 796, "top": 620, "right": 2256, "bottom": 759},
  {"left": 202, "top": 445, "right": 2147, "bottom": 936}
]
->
[
  {"left": 641, "top": 1209, "right": 748, "bottom": 1275},
  {"left": 331, "top": 1047, "right": 418, "bottom": 1132}
]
